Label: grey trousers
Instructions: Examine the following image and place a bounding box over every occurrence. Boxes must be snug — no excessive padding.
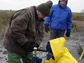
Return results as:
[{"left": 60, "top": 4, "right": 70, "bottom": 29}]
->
[
  {"left": 50, "top": 29, "right": 65, "bottom": 40},
  {"left": 47, "top": 29, "right": 65, "bottom": 60}
]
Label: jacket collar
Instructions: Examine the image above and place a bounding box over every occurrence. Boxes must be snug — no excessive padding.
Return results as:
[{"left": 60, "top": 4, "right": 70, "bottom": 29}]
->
[{"left": 33, "top": 6, "right": 38, "bottom": 21}]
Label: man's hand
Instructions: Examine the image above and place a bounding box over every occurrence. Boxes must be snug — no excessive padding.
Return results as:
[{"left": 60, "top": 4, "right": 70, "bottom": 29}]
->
[
  {"left": 66, "top": 29, "right": 71, "bottom": 37},
  {"left": 22, "top": 42, "right": 39, "bottom": 52},
  {"left": 45, "top": 24, "right": 49, "bottom": 33},
  {"left": 22, "top": 42, "right": 33, "bottom": 52}
]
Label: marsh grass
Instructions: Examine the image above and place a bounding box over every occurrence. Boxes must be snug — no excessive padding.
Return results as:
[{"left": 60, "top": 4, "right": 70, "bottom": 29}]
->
[
  {"left": 72, "top": 13, "right": 84, "bottom": 21},
  {"left": 0, "top": 10, "right": 14, "bottom": 38}
]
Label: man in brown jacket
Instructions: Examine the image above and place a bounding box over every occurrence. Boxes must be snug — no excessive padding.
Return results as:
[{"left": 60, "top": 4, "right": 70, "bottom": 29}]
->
[{"left": 3, "top": 1, "right": 53, "bottom": 63}]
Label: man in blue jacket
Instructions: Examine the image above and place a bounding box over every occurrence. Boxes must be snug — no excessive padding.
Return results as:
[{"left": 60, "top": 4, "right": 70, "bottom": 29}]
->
[{"left": 44, "top": 0, "right": 72, "bottom": 40}]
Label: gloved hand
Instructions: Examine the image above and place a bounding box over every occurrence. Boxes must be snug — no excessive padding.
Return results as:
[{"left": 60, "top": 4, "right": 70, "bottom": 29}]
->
[
  {"left": 32, "top": 57, "right": 42, "bottom": 63},
  {"left": 66, "top": 29, "right": 71, "bottom": 37},
  {"left": 22, "top": 42, "right": 33, "bottom": 52},
  {"left": 22, "top": 42, "right": 39, "bottom": 52},
  {"left": 45, "top": 24, "right": 49, "bottom": 33}
]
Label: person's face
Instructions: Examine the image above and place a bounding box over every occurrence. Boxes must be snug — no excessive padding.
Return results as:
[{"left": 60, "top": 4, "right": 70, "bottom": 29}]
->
[
  {"left": 49, "top": 52, "right": 53, "bottom": 56},
  {"left": 37, "top": 10, "right": 45, "bottom": 21},
  {"left": 48, "top": 52, "right": 55, "bottom": 60},
  {"left": 60, "top": 0, "right": 66, "bottom": 7}
]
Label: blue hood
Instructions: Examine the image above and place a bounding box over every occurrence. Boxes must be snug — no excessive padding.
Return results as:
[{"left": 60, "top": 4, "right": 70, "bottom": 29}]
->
[{"left": 58, "top": 0, "right": 68, "bottom": 6}]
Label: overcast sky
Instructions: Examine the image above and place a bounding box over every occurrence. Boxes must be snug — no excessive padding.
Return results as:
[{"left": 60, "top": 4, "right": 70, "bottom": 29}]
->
[{"left": 0, "top": 0, "right": 84, "bottom": 13}]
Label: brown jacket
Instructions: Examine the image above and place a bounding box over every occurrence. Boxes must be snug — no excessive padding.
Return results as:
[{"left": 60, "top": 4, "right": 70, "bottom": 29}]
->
[{"left": 3, "top": 6, "right": 44, "bottom": 56}]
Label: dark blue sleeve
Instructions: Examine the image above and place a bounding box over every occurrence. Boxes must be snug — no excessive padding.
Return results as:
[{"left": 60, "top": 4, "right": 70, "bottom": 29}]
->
[
  {"left": 67, "top": 8, "right": 72, "bottom": 29},
  {"left": 32, "top": 57, "right": 42, "bottom": 63}
]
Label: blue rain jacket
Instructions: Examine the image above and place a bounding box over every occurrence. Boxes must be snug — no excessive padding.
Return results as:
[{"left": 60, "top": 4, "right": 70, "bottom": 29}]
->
[{"left": 44, "top": 0, "right": 72, "bottom": 30}]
